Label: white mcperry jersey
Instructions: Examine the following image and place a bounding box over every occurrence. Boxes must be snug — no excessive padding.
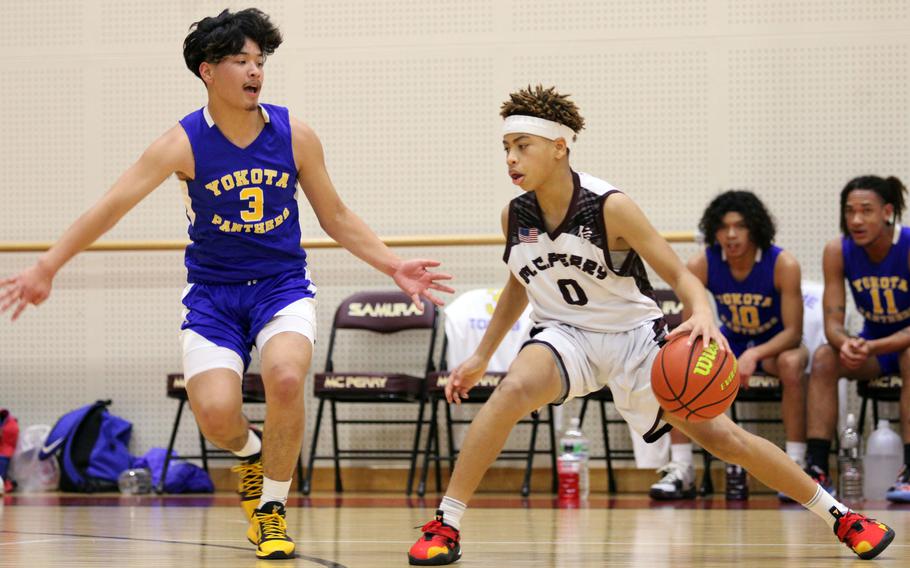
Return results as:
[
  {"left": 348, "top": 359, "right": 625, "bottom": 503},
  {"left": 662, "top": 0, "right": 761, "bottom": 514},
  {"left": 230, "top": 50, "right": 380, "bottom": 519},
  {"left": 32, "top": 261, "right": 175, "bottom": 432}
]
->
[{"left": 504, "top": 171, "right": 664, "bottom": 333}]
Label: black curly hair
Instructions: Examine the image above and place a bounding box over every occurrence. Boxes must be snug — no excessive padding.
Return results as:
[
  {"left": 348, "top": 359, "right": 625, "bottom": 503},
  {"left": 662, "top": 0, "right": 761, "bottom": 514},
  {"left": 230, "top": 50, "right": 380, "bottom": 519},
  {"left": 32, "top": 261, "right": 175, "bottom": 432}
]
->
[
  {"left": 699, "top": 190, "right": 776, "bottom": 251},
  {"left": 500, "top": 85, "right": 585, "bottom": 136},
  {"left": 183, "top": 8, "right": 282, "bottom": 80},
  {"left": 839, "top": 175, "right": 907, "bottom": 236}
]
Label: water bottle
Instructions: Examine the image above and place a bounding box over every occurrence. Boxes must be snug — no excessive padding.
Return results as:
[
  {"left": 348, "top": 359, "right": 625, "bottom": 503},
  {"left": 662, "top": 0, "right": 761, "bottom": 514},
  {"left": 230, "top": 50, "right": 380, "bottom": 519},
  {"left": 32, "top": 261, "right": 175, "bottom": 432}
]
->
[
  {"left": 559, "top": 417, "right": 590, "bottom": 499},
  {"left": 863, "top": 419, "right": 902, "bottom": 498},
  {"left": 557, "top": 451, "right": 581, "bottom": 502},
  {"left": 838, "top": 413, "right": 863, "bottom": 502},
  {"left": 118, "top": 468, "right": 152, "bottom": 495}
]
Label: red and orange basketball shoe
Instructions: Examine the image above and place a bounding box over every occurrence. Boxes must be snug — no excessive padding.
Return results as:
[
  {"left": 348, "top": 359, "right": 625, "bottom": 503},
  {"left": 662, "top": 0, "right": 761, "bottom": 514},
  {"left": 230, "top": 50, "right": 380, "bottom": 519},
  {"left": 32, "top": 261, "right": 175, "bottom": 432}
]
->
[
  {"left": 833, "top": 510, "right": 895, "bottom": 560},
  {"left": 408, "top": 510, "right": 461, "bottom": 566}
]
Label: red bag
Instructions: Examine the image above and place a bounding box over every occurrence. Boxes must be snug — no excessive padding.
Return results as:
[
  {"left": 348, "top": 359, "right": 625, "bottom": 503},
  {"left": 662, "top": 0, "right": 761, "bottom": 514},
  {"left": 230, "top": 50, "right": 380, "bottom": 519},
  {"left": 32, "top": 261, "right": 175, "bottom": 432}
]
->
[{"left": 1, "top": 409, "right": 20, "bottom": 493}]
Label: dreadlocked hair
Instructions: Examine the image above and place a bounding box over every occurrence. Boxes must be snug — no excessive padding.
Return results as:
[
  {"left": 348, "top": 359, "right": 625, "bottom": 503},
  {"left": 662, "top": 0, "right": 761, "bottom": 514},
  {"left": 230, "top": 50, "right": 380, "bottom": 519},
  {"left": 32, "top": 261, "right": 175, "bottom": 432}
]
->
[
  {"left": 839, "top": 175, "right": 907, "bottom": 235},
  {"left": 500, "top": 85, "right": 585, "bottom": 136}
]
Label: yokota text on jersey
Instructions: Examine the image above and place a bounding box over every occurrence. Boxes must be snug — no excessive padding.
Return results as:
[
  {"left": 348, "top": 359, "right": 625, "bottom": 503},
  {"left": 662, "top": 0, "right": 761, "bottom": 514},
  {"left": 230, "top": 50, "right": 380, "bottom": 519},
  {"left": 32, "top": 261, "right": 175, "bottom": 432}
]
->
[
  {"left": 179, "top": 104, "right": 307, "bottom": 284},
  {"left": 204, "top": 167, "right": 293, "bottom": 235}
]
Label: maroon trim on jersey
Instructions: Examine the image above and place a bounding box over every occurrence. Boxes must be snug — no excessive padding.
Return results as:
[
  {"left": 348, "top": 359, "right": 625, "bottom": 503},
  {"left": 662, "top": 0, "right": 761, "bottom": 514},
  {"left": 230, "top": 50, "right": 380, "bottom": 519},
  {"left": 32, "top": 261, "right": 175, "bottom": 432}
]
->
[
  {"left": 503, "top": 201, "right": 519, "bottom": 263},
  {"left": 597, "top": 190, "right": 661, "bottom": 308},
  {"left": 530, "top": 170, "right": 583, "bottom": 241},
  {"left": 595, "top": 189, "right": 624, "bottom": 272}
]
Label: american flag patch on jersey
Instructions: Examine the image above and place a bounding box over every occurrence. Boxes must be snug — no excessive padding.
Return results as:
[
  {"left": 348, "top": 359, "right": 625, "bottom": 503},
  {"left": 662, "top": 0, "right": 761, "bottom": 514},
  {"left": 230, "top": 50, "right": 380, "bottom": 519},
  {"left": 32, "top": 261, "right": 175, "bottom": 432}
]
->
[{"left": 518, "top": 227, "right": 539, "bottom": 243}]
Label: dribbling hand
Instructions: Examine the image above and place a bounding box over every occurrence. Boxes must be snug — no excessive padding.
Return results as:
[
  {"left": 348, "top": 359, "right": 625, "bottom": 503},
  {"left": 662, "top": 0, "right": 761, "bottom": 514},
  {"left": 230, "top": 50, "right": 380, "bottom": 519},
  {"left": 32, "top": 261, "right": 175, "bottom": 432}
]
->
[
  {"left": 666, "top": 310, "right": 730, "bottom": 353},
  {"left": 0, "top": 262, "right": 55, "bottom": 321}
]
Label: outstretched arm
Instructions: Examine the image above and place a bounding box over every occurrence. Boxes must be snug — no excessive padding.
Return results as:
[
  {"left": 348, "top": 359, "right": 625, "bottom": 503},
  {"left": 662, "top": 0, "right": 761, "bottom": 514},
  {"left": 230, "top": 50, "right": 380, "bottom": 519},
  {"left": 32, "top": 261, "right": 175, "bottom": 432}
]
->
[
  {"left": 604, "top": 192, "right": 728, "bottom": 351},
  {"left": 291, "top": 117, "right": 453, "bottom": 306},
  {"left": 0, "top": 125, "right": 191, "bottom": 320}
]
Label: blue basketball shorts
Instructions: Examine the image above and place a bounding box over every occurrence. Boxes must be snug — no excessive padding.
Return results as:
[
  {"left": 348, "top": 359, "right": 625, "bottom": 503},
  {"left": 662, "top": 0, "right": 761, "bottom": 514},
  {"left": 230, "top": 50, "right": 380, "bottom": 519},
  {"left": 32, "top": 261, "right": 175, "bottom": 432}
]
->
[
  {"left": 180, "top": 269, "right": 317, "bottom": 380},
  {"left": 860, "top": 331, "right": 901, "bottom": 375}
]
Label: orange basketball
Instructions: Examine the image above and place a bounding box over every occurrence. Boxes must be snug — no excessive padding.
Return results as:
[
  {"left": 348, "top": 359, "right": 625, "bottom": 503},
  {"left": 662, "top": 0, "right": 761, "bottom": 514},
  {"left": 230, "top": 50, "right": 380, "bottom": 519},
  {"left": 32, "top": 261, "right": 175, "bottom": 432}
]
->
[{"left": 651, "top": 334, "right": 739, "bottom": 422}]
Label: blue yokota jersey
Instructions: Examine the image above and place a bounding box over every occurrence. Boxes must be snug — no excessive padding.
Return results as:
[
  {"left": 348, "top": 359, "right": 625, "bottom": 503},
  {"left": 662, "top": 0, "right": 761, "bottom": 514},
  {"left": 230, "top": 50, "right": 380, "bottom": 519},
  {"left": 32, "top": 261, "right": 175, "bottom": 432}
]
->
[
  {"left": 706, "top": 244, "right": 784, "bottom": 347},
  {"left": 178, "top": 104, "right": 306, "bottom": 283},
  {"left": 842, "top": 226, "right": 910, "bottom": 339}
]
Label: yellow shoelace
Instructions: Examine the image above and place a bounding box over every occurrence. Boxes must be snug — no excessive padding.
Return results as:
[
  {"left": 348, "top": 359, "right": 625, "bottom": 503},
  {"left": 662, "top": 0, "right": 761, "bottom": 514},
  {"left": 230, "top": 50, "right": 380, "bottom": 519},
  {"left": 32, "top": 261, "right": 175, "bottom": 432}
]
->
[
  {"left": 231, "top": 461, "right": 263, "bottom": 495},
  {"left": 256, "top": 511, "right": 288, "bottom": 540}
]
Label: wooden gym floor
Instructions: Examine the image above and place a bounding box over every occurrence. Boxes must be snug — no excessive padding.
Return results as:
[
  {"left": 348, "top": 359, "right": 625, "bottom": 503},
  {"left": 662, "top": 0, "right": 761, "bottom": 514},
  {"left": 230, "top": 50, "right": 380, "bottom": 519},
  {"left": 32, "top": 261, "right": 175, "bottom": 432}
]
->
[{"left": 1, "top": 493, "right": 908, "bottom": 567}]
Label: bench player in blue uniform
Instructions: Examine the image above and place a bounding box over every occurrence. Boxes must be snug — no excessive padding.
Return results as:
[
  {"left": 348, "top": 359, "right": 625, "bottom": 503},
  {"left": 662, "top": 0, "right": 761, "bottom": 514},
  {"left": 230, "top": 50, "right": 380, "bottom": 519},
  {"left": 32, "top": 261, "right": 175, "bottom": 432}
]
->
[
  {"left": 806, "top": 175, "right": 910, "bottom": 503},
  {"left": 406, "top": 85, "right": 893, "bottom": 565},
  {"left": 651, "top": 191, "right": 809, "bottom": 500},
  {"left": 0, "top": 8, "right": 452, "bottom": 559}
]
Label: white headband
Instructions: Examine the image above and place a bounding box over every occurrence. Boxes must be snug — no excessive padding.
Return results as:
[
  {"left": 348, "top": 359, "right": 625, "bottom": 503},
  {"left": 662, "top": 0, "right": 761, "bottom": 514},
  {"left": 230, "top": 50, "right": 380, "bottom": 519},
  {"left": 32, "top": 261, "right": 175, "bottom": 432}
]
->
[{"left": 502, "top": 115, "right": 577, "bottom": 148}]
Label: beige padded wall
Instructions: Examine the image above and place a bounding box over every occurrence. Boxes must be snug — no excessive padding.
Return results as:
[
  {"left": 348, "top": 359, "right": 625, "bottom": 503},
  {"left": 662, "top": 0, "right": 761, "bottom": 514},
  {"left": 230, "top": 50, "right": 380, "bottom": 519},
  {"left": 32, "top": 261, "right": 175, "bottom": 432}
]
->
[{"left": 1, "top": 1, "right": 908, "bottom": 469}]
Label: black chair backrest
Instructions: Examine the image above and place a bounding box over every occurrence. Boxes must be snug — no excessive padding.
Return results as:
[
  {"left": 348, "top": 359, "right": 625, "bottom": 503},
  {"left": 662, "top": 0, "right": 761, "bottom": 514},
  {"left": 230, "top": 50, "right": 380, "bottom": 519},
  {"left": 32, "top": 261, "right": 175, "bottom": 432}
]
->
[
  {"left": 653, "top": 288, "right": 683, "bottom": 331},
  {"left": 333, "top": 290, "right": 435, "bottom": 333}
]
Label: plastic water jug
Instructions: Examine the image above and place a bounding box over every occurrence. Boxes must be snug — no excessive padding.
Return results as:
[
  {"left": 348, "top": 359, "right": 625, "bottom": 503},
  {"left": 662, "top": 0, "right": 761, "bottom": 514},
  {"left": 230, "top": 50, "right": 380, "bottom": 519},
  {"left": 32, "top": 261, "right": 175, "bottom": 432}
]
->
[{"left": 863, "top": 419, "right": 902, "bottom": 499}]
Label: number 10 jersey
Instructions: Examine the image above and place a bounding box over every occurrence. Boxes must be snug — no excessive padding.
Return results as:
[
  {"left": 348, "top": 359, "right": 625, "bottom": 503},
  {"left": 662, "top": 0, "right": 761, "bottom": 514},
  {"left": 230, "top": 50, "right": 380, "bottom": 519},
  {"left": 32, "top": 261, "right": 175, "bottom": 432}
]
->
[{"left": 503, "top": 171, "right": 663, "bottom": 333}]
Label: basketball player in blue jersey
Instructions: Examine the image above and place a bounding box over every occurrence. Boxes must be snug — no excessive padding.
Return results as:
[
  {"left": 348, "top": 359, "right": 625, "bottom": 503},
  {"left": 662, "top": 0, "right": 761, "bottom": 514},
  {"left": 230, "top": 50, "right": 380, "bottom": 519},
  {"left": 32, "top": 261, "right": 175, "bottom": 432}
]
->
[
  {"left": 407, "top": 86, "right": 893, "bottom": 565},
  {"left": 650, "top": 191, "right": 809, "bottom": 501},
  {"left": 806, "top": 175, "right": 910, "bottom": 503},
  {"left": 0, "top": 8, "right": 452, "bottom": 560}
]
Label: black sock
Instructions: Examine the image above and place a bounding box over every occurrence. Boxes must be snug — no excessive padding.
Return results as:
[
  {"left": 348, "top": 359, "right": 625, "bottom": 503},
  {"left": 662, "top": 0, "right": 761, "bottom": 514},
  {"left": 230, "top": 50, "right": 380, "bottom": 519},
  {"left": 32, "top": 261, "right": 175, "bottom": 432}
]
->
[
  {"left": 904, "top": 443, "right": 910, "bottom": 468},
  {"left": 806, "top": 438, "right": 831, "bottom": 474}
]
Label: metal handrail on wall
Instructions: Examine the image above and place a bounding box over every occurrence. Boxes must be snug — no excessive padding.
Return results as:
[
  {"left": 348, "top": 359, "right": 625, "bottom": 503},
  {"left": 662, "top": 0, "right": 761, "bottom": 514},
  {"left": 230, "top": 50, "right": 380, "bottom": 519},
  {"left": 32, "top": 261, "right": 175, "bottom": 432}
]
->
[{"left": 0, "top": 232, "right": 696, "bottom": 253}]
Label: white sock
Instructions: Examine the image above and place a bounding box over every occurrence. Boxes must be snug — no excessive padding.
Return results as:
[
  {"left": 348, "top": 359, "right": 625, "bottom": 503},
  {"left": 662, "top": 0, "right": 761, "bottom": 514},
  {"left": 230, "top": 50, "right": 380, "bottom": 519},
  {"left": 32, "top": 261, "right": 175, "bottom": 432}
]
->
[
  {"left": 802, "top": 484, "right": 848, "bottom": 529},
  {"left": 671, "top": 443, "right": 694, "bottom": 466},
  {"left": 786, "top": 441, "right": 807, "bottom": 467},
  {"left": 258, "top": 477, "right": 291, "bottom": 509},
  {"left": 438, "top": 496, "right": 467, "bottom": 531},
  {"left": 232, "top": 429, "right": 262, "bottom": 459}
]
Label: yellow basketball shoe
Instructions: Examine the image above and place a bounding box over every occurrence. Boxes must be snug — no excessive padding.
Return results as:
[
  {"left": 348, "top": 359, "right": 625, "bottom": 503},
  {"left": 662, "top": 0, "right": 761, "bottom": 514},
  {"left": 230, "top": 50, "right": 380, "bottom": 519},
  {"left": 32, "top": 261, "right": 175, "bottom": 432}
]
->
[
  {"left": 247, "top": 501, "right": 296, "bottom": 559},
  {"left": 231, "top": 453, "right": 263, "bottom": 521}
]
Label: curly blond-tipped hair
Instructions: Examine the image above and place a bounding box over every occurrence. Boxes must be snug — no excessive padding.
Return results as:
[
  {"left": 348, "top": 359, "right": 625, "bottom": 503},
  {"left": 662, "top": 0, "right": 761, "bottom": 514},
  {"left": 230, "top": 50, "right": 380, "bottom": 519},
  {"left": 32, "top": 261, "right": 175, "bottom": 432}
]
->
[{"left": 500, "top": 85, "right": 585, "bottom": 134}]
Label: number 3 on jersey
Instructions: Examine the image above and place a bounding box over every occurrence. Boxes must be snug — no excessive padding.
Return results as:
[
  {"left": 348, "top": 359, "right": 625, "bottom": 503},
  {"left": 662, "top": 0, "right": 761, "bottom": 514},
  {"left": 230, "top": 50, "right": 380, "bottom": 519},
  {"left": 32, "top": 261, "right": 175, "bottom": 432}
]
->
[
  {"left": 240, "top": 187, "right": 264, "bottom": 222},
  {"left": 558, "top": 279, "right": 588, "bottom": 306}
]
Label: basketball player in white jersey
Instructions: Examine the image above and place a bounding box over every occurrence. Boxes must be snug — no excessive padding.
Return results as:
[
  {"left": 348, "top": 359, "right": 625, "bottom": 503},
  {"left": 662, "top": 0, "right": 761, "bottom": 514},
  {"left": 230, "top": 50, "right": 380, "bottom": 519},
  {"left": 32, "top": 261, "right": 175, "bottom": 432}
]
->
[{"left": 407, "top": 85, "right": 893, "bottom": 565}]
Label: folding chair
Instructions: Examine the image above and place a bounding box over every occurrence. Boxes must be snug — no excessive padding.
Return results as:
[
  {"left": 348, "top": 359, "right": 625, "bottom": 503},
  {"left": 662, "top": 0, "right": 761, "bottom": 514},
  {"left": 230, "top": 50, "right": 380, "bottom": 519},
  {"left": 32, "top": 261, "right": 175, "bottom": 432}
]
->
[
  {"left": 158, "top": 372, "right": 303, "bottom": 493},
  {"left": 301, "top": 290, "right": 438, "bottom": 495},
  {"left": 858, "top": 375, "right": 903, "bottom": 436},
  {"left": 417, "top": 288, "right": 555, "bottom": 497},
  {"left": 577, "top": 287, "right": 684, "bottom": 493}
]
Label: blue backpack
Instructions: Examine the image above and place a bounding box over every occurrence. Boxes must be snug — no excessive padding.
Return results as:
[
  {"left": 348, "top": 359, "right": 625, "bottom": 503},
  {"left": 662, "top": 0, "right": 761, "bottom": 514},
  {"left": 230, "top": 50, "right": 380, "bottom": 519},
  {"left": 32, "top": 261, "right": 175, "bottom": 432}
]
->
[{"left": 39, "top": 400, "right": 132, "bottom": 492}]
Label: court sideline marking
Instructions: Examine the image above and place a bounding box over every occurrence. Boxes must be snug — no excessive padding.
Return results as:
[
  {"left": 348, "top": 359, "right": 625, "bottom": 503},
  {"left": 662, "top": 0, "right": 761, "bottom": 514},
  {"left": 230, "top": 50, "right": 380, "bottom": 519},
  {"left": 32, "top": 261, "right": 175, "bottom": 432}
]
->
[{"left": 0, "top": 529, "right": 349, "bottom": 567}]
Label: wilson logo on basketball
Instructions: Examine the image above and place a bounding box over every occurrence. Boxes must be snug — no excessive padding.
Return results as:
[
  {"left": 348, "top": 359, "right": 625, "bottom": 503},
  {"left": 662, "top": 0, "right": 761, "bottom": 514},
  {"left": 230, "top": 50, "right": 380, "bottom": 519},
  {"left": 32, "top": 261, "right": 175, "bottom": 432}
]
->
[
  {"left": 692, "top": 341, "right": 719, "bottom": 376},
  {"left": 719, "top": 361, "right": 739, "bottom": 391}
]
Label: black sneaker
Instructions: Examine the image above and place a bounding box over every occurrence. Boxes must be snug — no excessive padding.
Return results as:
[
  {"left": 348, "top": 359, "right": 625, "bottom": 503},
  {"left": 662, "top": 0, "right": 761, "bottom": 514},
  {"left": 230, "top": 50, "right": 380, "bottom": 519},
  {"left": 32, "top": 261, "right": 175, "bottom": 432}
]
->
[{"left": 725, "top": 463, "right": 748, "bottom": 501}]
